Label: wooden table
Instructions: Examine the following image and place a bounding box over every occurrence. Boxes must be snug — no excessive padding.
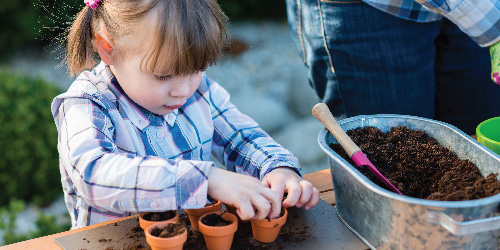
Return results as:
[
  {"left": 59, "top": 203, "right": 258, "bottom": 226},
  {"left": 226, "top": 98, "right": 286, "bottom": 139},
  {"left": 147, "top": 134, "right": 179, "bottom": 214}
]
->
[{"left": 1, "top": 169, "right": 336, "bottom": 250}]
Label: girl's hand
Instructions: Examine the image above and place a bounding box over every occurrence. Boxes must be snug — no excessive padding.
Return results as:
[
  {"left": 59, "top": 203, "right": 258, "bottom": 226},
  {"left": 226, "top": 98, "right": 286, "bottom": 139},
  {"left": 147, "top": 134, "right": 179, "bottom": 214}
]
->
[
  {"left": 261, "top": 167, "right": 320, "bottom": 214},
  {"left": 207, "top": 167, "right": 281, "bottom": 220}
]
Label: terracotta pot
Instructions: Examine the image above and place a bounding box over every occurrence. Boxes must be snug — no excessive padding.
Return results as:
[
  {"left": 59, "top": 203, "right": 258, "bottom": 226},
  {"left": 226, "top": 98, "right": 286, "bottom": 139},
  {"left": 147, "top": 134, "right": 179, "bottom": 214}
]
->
[
  {"left": 184, "top": 200, "right": 222, "bottom": 232},
  {"left": 251, "top": 207, "right": 288, "bottom": 243},
  {"left": 139, "top": 210, "right": 179, "bottom": 231},
  {"left": 145, "top": 221, "right": 187, "bottom": 250},
  {"left": 198, "top": 212, "right": 238, "bottom": 250}
]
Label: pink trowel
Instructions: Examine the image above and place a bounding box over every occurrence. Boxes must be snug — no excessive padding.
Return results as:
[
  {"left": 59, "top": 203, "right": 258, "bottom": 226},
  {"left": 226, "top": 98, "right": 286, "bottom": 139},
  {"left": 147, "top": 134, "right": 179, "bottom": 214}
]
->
[{"left": 312, "top": 103, "right": 402, "bottom": 195}]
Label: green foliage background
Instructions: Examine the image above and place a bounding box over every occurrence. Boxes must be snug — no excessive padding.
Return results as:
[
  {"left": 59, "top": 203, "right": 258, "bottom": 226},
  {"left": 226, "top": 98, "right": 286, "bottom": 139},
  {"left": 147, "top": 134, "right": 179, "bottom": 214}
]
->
[
  {"left": 0, "top": 69, "right": 62, "bottom": 207},
  {"left": 0, "top": 200, "right": 71, "bottom": 246}
]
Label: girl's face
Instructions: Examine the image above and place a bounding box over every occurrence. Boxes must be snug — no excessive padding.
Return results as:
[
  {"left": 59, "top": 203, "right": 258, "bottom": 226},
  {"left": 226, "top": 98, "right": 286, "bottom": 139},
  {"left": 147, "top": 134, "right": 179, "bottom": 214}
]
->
[{"left": 109, "top": 53, "right": 202, "bottom": 116}]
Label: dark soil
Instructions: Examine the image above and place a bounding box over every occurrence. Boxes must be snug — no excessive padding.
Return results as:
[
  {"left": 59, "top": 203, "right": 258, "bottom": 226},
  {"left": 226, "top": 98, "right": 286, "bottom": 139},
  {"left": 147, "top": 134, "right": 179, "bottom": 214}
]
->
[
  {"left": 142, "top": 211, "right": 176, "bottom": 221},
  {"left": 100, "top": 219, "right": 149, "bottom": 250},
  {"left": 201, "top": 213, "right": 231, "bottom": 226},
  {"left": 330, "top": 126, "right": 500, "bottom": 201},
  {"left": 150, "top": 222, "right": 186, "bottom": 238}
]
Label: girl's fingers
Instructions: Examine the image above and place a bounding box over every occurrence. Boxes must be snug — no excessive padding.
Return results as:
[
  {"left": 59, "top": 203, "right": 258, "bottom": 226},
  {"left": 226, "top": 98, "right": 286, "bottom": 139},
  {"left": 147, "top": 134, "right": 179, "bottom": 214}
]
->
[
  {"left": 251, "top": 195, "right": 272, "bottom": 220},
  {"left": 282, "top": 181, "right": 301, "bottom": 208},
  {"left": 268, "top": 181, "right": 286, "bottom": 203},
  {"left": 261, "top": 177, "right": 271, "bottom": 188},
  {"left": 260, "top": 186, "right": 281, "bottom": 219},
  {"left": 298, "top": 180, "right": 313, "bottom": 206},
  {"left": 237, "top": 200, "right": 255, "bottom": 221},
  {"left": 305, "top": 187, "right": 320, "bottom": 210}
]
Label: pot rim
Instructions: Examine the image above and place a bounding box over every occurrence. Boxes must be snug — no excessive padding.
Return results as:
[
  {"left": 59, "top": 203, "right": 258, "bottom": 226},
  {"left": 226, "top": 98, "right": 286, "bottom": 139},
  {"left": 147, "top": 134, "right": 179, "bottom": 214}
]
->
[
  {"left": 145, "top": 221, "right": 187, "bottom": 242},
  {"left": 198, "top": 211, "right": 238, "bottom": 236},
  {"left": 139, "top": 211, "right": 179, "bottom": 231},
  {"left": 140, "top": 210, "right": 178, "bottom": 221},
  {"left": 251, "top": 207, "right": 288, "bottom": 227},
  {"left": 184, "top": 200, "right": 223, "bottom": 216}
]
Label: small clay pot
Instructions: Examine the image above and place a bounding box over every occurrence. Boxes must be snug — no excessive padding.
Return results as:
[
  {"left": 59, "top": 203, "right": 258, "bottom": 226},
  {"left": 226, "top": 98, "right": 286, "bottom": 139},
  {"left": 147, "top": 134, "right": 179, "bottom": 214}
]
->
[
  {"left": 145, "top": 221, "right": 187, "bottom": 250},
  {"left": 139, "top": 210, "right": 179, "bottom": 231},
  {"left": 198, "top": 211, "right": 238, "bottom": 250},
  {"left": 251, "top": 207, "right": 288, "bottom": 243},
  {"left": 184, "top": 200, "right": 222, "bottom": 232}
]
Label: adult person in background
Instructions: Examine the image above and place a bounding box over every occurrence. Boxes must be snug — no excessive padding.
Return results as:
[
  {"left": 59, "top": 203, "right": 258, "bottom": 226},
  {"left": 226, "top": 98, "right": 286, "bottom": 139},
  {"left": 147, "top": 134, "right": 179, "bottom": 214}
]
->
[{"left": 285, "top": 0, "right": 500, "bottom": 135}]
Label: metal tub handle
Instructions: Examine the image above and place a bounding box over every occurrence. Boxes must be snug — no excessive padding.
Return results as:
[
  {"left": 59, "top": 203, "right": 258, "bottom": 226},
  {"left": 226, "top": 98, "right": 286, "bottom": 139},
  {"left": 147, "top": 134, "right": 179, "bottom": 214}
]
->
[{"left": 426, "top": 211, "right": 500, "bottom": 235}]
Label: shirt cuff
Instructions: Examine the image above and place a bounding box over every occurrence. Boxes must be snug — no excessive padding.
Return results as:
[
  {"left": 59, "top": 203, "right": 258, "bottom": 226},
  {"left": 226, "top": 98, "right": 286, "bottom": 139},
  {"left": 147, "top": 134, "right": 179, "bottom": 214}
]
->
[
  {"left": 260, "top": 156, "right": 302, "bottom": 179},
  {"left": 175, "top": 160, "right": 213, "bottom": 209}
]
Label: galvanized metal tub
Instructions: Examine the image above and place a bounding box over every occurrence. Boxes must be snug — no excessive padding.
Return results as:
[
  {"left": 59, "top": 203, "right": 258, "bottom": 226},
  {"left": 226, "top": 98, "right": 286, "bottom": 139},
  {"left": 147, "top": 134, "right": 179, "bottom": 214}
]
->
[{"left": 317, "top": 114, "right": 500, "bottom": 250}]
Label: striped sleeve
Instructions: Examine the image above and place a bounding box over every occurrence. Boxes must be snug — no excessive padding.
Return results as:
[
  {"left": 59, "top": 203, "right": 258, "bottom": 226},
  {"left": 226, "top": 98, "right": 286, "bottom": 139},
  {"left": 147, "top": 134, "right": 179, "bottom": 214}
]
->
[
  {"left": 205, "top": 77, "right": 302, "bottom": 180},
  {"left": 415, "top": 0, "right": 500, "bottom": 46}
]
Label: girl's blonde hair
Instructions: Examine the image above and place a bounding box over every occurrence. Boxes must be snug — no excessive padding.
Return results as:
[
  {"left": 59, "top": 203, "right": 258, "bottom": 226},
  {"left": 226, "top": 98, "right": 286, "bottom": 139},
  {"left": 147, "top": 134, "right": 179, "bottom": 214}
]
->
[{"left": 66, "top": 0, "right": 228, "bottom": 76}]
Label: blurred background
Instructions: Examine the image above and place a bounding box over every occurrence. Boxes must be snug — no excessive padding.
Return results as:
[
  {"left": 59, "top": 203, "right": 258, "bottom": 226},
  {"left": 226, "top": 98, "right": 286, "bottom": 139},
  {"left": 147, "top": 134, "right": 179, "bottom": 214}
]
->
[{"left": 0, "top": 0, "right": 326, "bottom": 245}]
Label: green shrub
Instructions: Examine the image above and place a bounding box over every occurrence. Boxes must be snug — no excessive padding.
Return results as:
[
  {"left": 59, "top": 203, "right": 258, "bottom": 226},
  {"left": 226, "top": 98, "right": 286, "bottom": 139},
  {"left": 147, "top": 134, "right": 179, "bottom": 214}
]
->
[
  {"left": 0, "top": 200, "right": 28, "bottom": 245},
  {"left": 0, "top": 199, "right": 71, "bottom": 246},
  {"left": 0, "top": 69, "right": 62, "bottom": 207}
]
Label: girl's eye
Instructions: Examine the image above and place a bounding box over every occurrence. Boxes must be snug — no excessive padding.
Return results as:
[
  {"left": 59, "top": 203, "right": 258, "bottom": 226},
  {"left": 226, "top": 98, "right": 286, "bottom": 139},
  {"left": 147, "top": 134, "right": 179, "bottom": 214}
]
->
[{"left": 154, "top": 75, "right": 173, "bottom": 81}]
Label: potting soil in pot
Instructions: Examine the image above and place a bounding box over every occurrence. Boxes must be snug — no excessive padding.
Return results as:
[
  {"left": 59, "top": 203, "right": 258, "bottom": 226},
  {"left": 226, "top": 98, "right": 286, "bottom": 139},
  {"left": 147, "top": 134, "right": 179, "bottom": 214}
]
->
[
  {"left": 143, "top": 211, "right": 176, "bottom": 221},
  {"left": 201, "top": 213, "right": 231, "bottom": 226},
  {"left": 150, "top": 222, "right": 185, "bottom": 238},
  {"left": 330, "top": 125, "right": 500, "bottom": 201}
]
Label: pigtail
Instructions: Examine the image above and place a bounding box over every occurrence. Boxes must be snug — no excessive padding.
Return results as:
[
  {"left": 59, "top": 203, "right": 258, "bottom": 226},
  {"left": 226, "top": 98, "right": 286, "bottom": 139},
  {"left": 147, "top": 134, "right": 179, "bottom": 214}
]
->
[{"left": 66, "top": 6, "right": 96, "bottom": 76}]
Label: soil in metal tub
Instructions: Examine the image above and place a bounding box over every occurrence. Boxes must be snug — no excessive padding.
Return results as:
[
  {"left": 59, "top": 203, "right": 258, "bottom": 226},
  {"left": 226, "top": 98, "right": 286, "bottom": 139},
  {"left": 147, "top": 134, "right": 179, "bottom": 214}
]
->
[{"left": 330, "top": 125, "right": 500, "bottom": 201}]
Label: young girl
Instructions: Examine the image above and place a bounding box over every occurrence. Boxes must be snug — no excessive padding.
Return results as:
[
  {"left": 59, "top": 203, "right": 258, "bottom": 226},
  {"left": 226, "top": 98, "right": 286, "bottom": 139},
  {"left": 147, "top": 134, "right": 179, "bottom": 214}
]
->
[{"left": 51, "top": 0, "right": 319, "bottom": 229}]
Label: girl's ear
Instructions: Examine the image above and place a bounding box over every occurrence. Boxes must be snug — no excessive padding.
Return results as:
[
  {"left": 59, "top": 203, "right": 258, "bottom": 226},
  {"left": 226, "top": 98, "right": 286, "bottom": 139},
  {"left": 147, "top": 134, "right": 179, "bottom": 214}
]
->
[{"left": 96, "top": 30, "right": 115, "bottom": 65}]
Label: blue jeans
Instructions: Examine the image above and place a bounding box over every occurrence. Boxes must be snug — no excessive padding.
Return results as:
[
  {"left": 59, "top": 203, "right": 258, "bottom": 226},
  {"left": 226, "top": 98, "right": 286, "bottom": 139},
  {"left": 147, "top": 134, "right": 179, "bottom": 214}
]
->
[{"left": 286, "top": 0, "right": 500, "bottom": 134}]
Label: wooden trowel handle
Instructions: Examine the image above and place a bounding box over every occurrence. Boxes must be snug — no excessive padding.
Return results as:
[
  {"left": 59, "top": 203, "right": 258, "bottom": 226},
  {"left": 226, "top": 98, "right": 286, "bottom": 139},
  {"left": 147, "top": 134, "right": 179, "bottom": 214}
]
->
[{"left": 312, "top": 103, "right": 361, "bottom": 157}]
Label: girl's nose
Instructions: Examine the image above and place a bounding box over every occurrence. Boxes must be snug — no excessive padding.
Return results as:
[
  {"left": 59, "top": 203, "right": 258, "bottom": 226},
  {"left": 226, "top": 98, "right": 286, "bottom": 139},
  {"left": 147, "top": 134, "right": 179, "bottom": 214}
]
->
[{"left": 169, "top": 76, "right": 191, "bottom": 98}]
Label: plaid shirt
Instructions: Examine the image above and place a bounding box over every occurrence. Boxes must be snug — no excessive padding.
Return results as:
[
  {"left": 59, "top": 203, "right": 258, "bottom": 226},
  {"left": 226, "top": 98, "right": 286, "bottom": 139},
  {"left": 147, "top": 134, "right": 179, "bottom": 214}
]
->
[
  {"left": 51, "top": 62, "right": 300, "bottom": 229},
  {"left": 363, "top": 0, "right": 500, "bottom": 46}
]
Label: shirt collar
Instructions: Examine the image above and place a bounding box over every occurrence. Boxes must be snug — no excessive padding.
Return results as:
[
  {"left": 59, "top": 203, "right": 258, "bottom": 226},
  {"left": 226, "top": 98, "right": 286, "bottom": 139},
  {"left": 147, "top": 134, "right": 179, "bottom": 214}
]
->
[
  {"left": 104, "top": 65, "right": 179, "bottom": 130},
  {"left": 163, "top": 110, "right": 179, "bottom": 127}
]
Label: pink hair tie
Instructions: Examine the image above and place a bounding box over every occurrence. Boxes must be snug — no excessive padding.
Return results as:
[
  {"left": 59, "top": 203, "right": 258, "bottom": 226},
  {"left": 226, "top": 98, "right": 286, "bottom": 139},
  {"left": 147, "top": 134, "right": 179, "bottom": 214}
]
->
[{"left": 84, "top": 0, "right": 102, "bottom": 9}]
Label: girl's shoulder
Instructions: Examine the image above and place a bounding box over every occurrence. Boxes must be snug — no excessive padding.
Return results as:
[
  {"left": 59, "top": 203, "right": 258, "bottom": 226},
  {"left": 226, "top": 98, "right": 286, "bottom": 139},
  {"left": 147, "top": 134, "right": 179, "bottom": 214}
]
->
[
  {"left": 52, "top": 63, "right": 116, "bottom": 112},
  {"left": 64, "top": 62, "right": 110, "bottom": 96}
]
